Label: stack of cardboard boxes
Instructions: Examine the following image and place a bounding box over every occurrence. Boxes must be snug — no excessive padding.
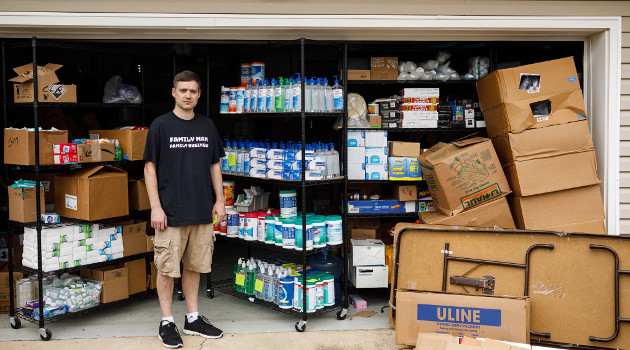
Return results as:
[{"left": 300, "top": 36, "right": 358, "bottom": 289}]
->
[
  {"left": 477, "top": 57, "right": 606, "bottom": 234},
  {"left": 399, "top": 88, "right": 440, "bottom": 129},
  {"left": 349, "top": 238, "right": 388, "bottom": 288},
  {"left": 417, "top": 136, "right": 516, "bottom": 229}
]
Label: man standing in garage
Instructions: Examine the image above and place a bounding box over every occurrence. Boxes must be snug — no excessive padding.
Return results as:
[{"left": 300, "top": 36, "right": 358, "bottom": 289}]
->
[{"left": 144, "top": 70, "right": 226, "bottom": 348}]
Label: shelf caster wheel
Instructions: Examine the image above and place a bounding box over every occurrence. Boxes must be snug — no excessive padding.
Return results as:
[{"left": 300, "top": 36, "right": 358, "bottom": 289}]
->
[
  {"left": 295, "top": 320, "right": 307, "bottom": 332},
  {"left": 207, "top": 289, "right": 214, "bottom": 299},
  {"left": 337, "top": 309, "right": 348, "bottom": 320},
  {"left": 10, "top": 316, "right": 21, "bottom": 329},
  {"left": 39, "top": 328, "right": 52, "bottom": 341},
  {"left": 177, "top": 291, "right": 185, "bottom": 301}
]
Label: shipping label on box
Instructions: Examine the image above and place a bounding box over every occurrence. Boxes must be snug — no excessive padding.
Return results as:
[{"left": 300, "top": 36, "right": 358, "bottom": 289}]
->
[
  {"left": 418, "top": 137, "right": 510, "bottom": 216},
  {"left": 395, "top": 291, "right": 530, "bottom": 346},
  {"left": 365, "top": 163, "right": 388, "bottom": 180},
  {"left": 4, "top": 129, "right": 68, "bottom": 165},
  {"left": 347, "top": 130, "right": 365, "bottom": 147},
  {"left": 90, "top": 129, "right": 148, "bottom": 161},
  {"left": 365, "top": 147, "right": 388, "bottom": 164}
]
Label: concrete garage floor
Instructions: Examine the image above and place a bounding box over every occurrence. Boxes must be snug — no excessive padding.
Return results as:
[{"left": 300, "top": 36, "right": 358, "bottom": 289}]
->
[{"left": 0, "top": 238, "right": 399, "bottom": 348}]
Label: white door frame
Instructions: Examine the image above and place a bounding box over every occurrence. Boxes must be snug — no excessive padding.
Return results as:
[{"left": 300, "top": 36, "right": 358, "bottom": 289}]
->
[{"left": 0, "top": 13, "right": 621, "bottom": 234}]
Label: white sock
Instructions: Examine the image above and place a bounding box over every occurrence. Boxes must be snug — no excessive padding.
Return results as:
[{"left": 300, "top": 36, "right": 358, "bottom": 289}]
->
[
  {"left": 186, "top": 312, "right": 199, "bottom": 323},
  {"left": 162, "top": 316, "right": 174, "bottom": 325}
]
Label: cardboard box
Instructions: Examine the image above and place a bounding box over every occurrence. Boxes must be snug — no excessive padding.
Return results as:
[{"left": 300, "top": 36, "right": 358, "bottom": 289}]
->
[
  {"left": 369, "top": 114, "right": 381, "bottom": 128},
  {"left": 111, "top": 220, "right": 147, "bottom": 235},
  {"left": 365, "top": 147, "right": 388, "bottom": 164},
  {"left": 54, "top": 153, "right": 78, "bottom": 165},
  {"left": 350, "top": 265, "right": 389, "bottom": 288},
  {"left": 123, "top": 232, "right": 146, "bottom": 257},
  {"left": 492, "top": 120, "right": 593, "bottom": 165},
  {"left": 0, "top": 265, "right": 24, "bottom": 314},
  {"left": 9, "top": 63, "right": 77, "bottom": 103},
  {"left": 348, "top": 163, "right": 365, "bottom": 180},
  {"left": 348, "top": 199, "right": 416, "bottom": 214},
  {"left": 349, "top": 218, "right": 381, "bottom": 239},
  {"left": 504, "top": 150, "right": 600, "bottom": 197},
  {"left": 351, "top": 238, "right": 385, "bottom": 266},
  {"left": 510, "top": 185, "right": 605, "bottom": 233},
  {"left": 418, "top": 137, "right": 511, "bottom": 216},
  {"left": 16, "top": 172, "right": 58, "bottom": 203},
  {"left": 365, "top": 163, "right": 388, "bottom": 180},
  {"left": 347, "top": 70, "right": 371, "bottom": 80},
  {"left": 395, "top": 291, "right": 529, "bottom": 346},
  {"left": 77, "top": 143, "right": 116, "bottom": 163},
  {"left": 348, "top": 147, "right": 366, "bottom": 163},
  {"left": 476, "top": 57, "right": 586, "bottom": 137},
  {"left": 81, "top": 264, "right": 129, "bottom": 303},
  {"left": 399, "top": 88, "right": 440, "bottom": 99},
  {"left": 348, "top": 130, "right": 365, "bottom": 147},
  {"left": 365, "top": 130, "right": 387, "bottom": 147},
  {"left": 8, "top": 186, "right": 45, "bottom": 223},
  {"left": 389, "top": 141, "right": 421, "bottom": 158},
  {"left": 4, "top": 129, "right": 68, "bottom": 165},
  {"left": 124, "top": 258, "right": 147, "bottom": 295},
  {"left": 419, "top": 197, "right": 516, "bottom": 229},
  {"left": 147, "top": 261, "right": 157, "bottom": 290},
  {"left": 392, "top": 184, "right": 417, "bottom": 202},
  {"left": 371, "top": 57, "right": 398, "bottom": 80},
  {"left": 54, "top": 165, "right": 129, "bottom": 221},
  {"left": 90, "top": 129, "right": 148, "bottom": 161},
  {"left": 129, "top": 180, "right": 150, "bottom": 211},
  {"left": 540, "top": 218, "right": 607, "bottom": 235},
  {"left": 401, "top": 119, "right": 438, "bottom": 129}
]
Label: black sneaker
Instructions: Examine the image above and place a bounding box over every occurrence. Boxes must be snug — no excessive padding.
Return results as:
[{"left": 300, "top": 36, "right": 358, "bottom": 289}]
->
[
  {"left": 183, "top": 315, "right": 224, "bottom": 339},
  {"left": 158, "top": 321, "right": 183, "bottom": 348}
]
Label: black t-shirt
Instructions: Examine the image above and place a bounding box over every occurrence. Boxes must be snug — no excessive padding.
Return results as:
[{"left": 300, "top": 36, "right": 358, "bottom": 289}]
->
[{"left": 143, "top": 112, "right": 226, "bottom": 227}]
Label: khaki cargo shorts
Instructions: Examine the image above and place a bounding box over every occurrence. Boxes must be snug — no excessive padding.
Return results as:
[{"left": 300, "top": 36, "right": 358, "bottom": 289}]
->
[{"left": 153, "top": 224, "right": 215, "bottom": 278}]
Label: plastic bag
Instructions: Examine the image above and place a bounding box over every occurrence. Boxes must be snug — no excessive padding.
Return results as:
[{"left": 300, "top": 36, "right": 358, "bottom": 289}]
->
[
  {"left": 347, "top": 93, "right": 369, "bottom": 128},
  {"left": 468, "top": 56, "right": 490, "bottom": 80},
  {"left": 420, "top": 60, "right": 439, "bottom": 70},
  {"left": 103, "top": 75, "right": 143, "bottom": 104},
  {"left": 436, "top": 51, "right": 452, "bottom": 65}
]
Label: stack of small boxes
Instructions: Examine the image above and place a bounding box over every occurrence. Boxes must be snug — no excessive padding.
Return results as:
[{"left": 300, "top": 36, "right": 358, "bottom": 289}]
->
[
  {"left": 349, "top": 238, "right": 388, "bottom": 288},
  {"left": 22, "top": 223, "right": 124, "bottom": 271},
  {"left": 348, "top": 130, "right": 389, "bottom": 180},
  {"left": 387, "top": 141, "right": 422, "bottom": 181},
  {"left": 53, "top": 143, "right": 78, "bottom": 165},
  {"left": 398, "top": 88, "right": 439, "bottom": 129}
]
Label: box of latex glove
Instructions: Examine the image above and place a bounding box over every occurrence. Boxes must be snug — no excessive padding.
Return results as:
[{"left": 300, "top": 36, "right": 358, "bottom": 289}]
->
[{"left": 351, "top": 239, "right": 385, "bottom": 266}]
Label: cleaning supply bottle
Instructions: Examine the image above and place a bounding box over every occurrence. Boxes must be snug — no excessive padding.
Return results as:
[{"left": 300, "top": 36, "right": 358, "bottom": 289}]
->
[
  {"left": 243, "top": 140, "right": 251, "bottom": 174},
  {"left": 305, "top": 77, "right": 314, "bottom": 112},
  {"left": 284, "top": 77, "right": 294, "bottom": 112},
  {"left": 332, "top": 75, "right": 344, "bottom": 112},
  {"left": 235, "top": 141, "right": 244, "bottom": 175},
  {"left": 227, "top": 140, "right": 236, "bottom": 174},
  {"left": 247, "top": 262, "right": 257, "bottom": 296},
  {"left": 257, "top": 80, "right": 267, "bottom": 112},
  {"left": 114, "top": 140, "right": 122, "bottom": 161},
  {"left": 293, "top": 73, "right": 302, "bottom": 112},
  {"left": 250, "top": 80, "right": 259, "bottom": 112},
  {"left": 221, "top": 139, "right": 230, "bottom": 173},
  {"left": 266, "top": 79, "right": 275, "bottom": 113},
  {"left": 274, "top": 77, "right": 284, "bottom": 113},
  {"left": 324, "top": 78, "right": 334, "bottom": 112},
  {"left": 255, "top": 266, "right": 266, "bottom": 299},
  {"left": 233, "top": 258, "right": 244, "bottom": 291},
  {"left": 243, "top": 79, "right": 252, "bottom": 113}
]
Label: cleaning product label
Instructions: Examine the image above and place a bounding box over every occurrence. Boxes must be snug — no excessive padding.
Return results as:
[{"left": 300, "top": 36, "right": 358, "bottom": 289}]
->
[{"left": 333, "top": 88, "right": 343, "bottom": 110}]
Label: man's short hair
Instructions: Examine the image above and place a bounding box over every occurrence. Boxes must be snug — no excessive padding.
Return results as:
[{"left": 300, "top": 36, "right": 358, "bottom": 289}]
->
[{"left": 173, "top": 70, "right": 201, "bottom": 89}]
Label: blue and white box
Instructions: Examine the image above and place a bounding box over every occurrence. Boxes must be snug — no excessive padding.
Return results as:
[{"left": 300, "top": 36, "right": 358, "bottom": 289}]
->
[
  {"left": 365, "top": 147, "right": 388, "bottom": 165},
  {"left": 348, "top": 163, "right": 366, "bottom": 180},
  {"left": 348, "top": 147, "right": 366, "bottom": 164},
  {"left": 365, "top": 163, "right": 388, "bottom": 180},
  {"left": 365, "top": 130, "right": 388, "bottom": 147},
  {"left": 348, "top": 130, "right": 365, "bottom": 147}
]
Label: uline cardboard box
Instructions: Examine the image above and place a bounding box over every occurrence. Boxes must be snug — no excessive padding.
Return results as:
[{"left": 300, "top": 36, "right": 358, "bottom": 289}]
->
[
  {"left": 54, "top": 165, "right": 129, "bottom": 221},
  {"left": 476, "top": 57, "right": 586, "bottom": 138},
  {"left": 349, "top": 218, "right": 381, "bottom": 239},
  {"left": 109, "top": 220, "right": 147, "bottom": 256},
  {"left": 8, "top": 186, "right": 45, "bottom": 223},
  {"left": 129, "top": 179, "right": 151, "bottom": 211},
  {"left": 392, "top": 184, "right": 417, "bottom": 202},
  {"left": 418, "top": 137, "right": 511, "bottom": 216},
  {"left": 4, "top": 129, "right": 68, "bottom": 165},
  {"left": 395, "top": 291, "right": 530, "bottom": 346},
  {"left": 124, "top": 258, "right": 147, "bottom": 295},
  {"left": 419, "top": 197, "right": 516, "bottom": 229},
  {"left": 9, "top": 63, "right": 77, "bottom": 103},
  {"left": 81, "top": 264, "right": 129, "bottom": 303},
  {"left": 90, "top": 129, "right": 148, "bottom": 161},
  {"left": 346, "top": 70, "right": 371, "bottom": 80},
  {"left": 77, "top": 143, "right": 116, "bottom": 163},
  {"left": 389, "top": 141, "right": 421, "bottom": 158},
  {"left": 511, "top": 185, "right": 606, "bottom": 234}
]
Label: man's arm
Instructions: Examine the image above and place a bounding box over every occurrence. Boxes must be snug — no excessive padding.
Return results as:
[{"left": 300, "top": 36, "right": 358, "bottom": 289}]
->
[
  {"left": 144, "top": 161, "right": 168, "bottom": 231},
  {"left": 210, "top": 162, "right": 226, "bottom": 224}
]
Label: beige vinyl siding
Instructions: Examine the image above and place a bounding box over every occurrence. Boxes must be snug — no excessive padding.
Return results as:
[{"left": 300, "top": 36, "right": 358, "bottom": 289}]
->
[{"left": 621, "top": 16, "right": 630, "bottom": 232}]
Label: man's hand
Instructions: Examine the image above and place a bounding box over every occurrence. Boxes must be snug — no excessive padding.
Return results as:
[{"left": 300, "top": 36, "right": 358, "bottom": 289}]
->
[
  {"left": 151, "top": 207, "right": 168, "bottom": 231},
  {"left": 212, "top": 200, "right": 226, "bottom": 227}
]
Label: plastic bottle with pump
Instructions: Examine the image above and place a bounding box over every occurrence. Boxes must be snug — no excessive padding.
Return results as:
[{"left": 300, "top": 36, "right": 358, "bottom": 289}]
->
[
  {"left": 226, "top": 140, "right": 236, "bottom": 174},
  {"left": 266, "top": 79, "right": 275, "bottom": 113},
  {"left": 114, "top": 140, "right": 122, "bottom": 161},
  {"left": 236, "top": 141, "right": 245, "bottom": 175},
  {"left": 243, "top": 141, "right": 251, "bottom": 174},
  {"left": 274, "top": 77, "right": 284, "bottom": 113},
  {"left": 221, "top": 139, "right": 230, "bottom": 173},
  {"left": 255, "top": 266, "right": 266, "bottom": 299},
  {"left": 233, "top": 258, "right": 244, "bottom": 291},
  {"left": 247, "top": 262, "right": 257, "bottom": 296},
  {"left": 250, "top": 80, "right": 259, "bottom": 112},
  {"left": 263, "top": 266, "right": 274, "bottom": 302},
  {"left": 284, "top": 77, "right": 293, "bottom": 112},
  {"left": 332, "top": 75, "right": 344, "bottom": 112},
  {"left": 305, "top": 77, "right": 314, "bottom": 112},
  {"left": 317, "top": 78, "right": 326, "bottom": 112},
  {"left": 329, "top": 143, "right": 340, "bottom": 177},
  {"left": 324, "top": 78, "right": 334, "bottom": 112},
  {"left": 293, "top": 73, "right": 302, "bottom": 112}
]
